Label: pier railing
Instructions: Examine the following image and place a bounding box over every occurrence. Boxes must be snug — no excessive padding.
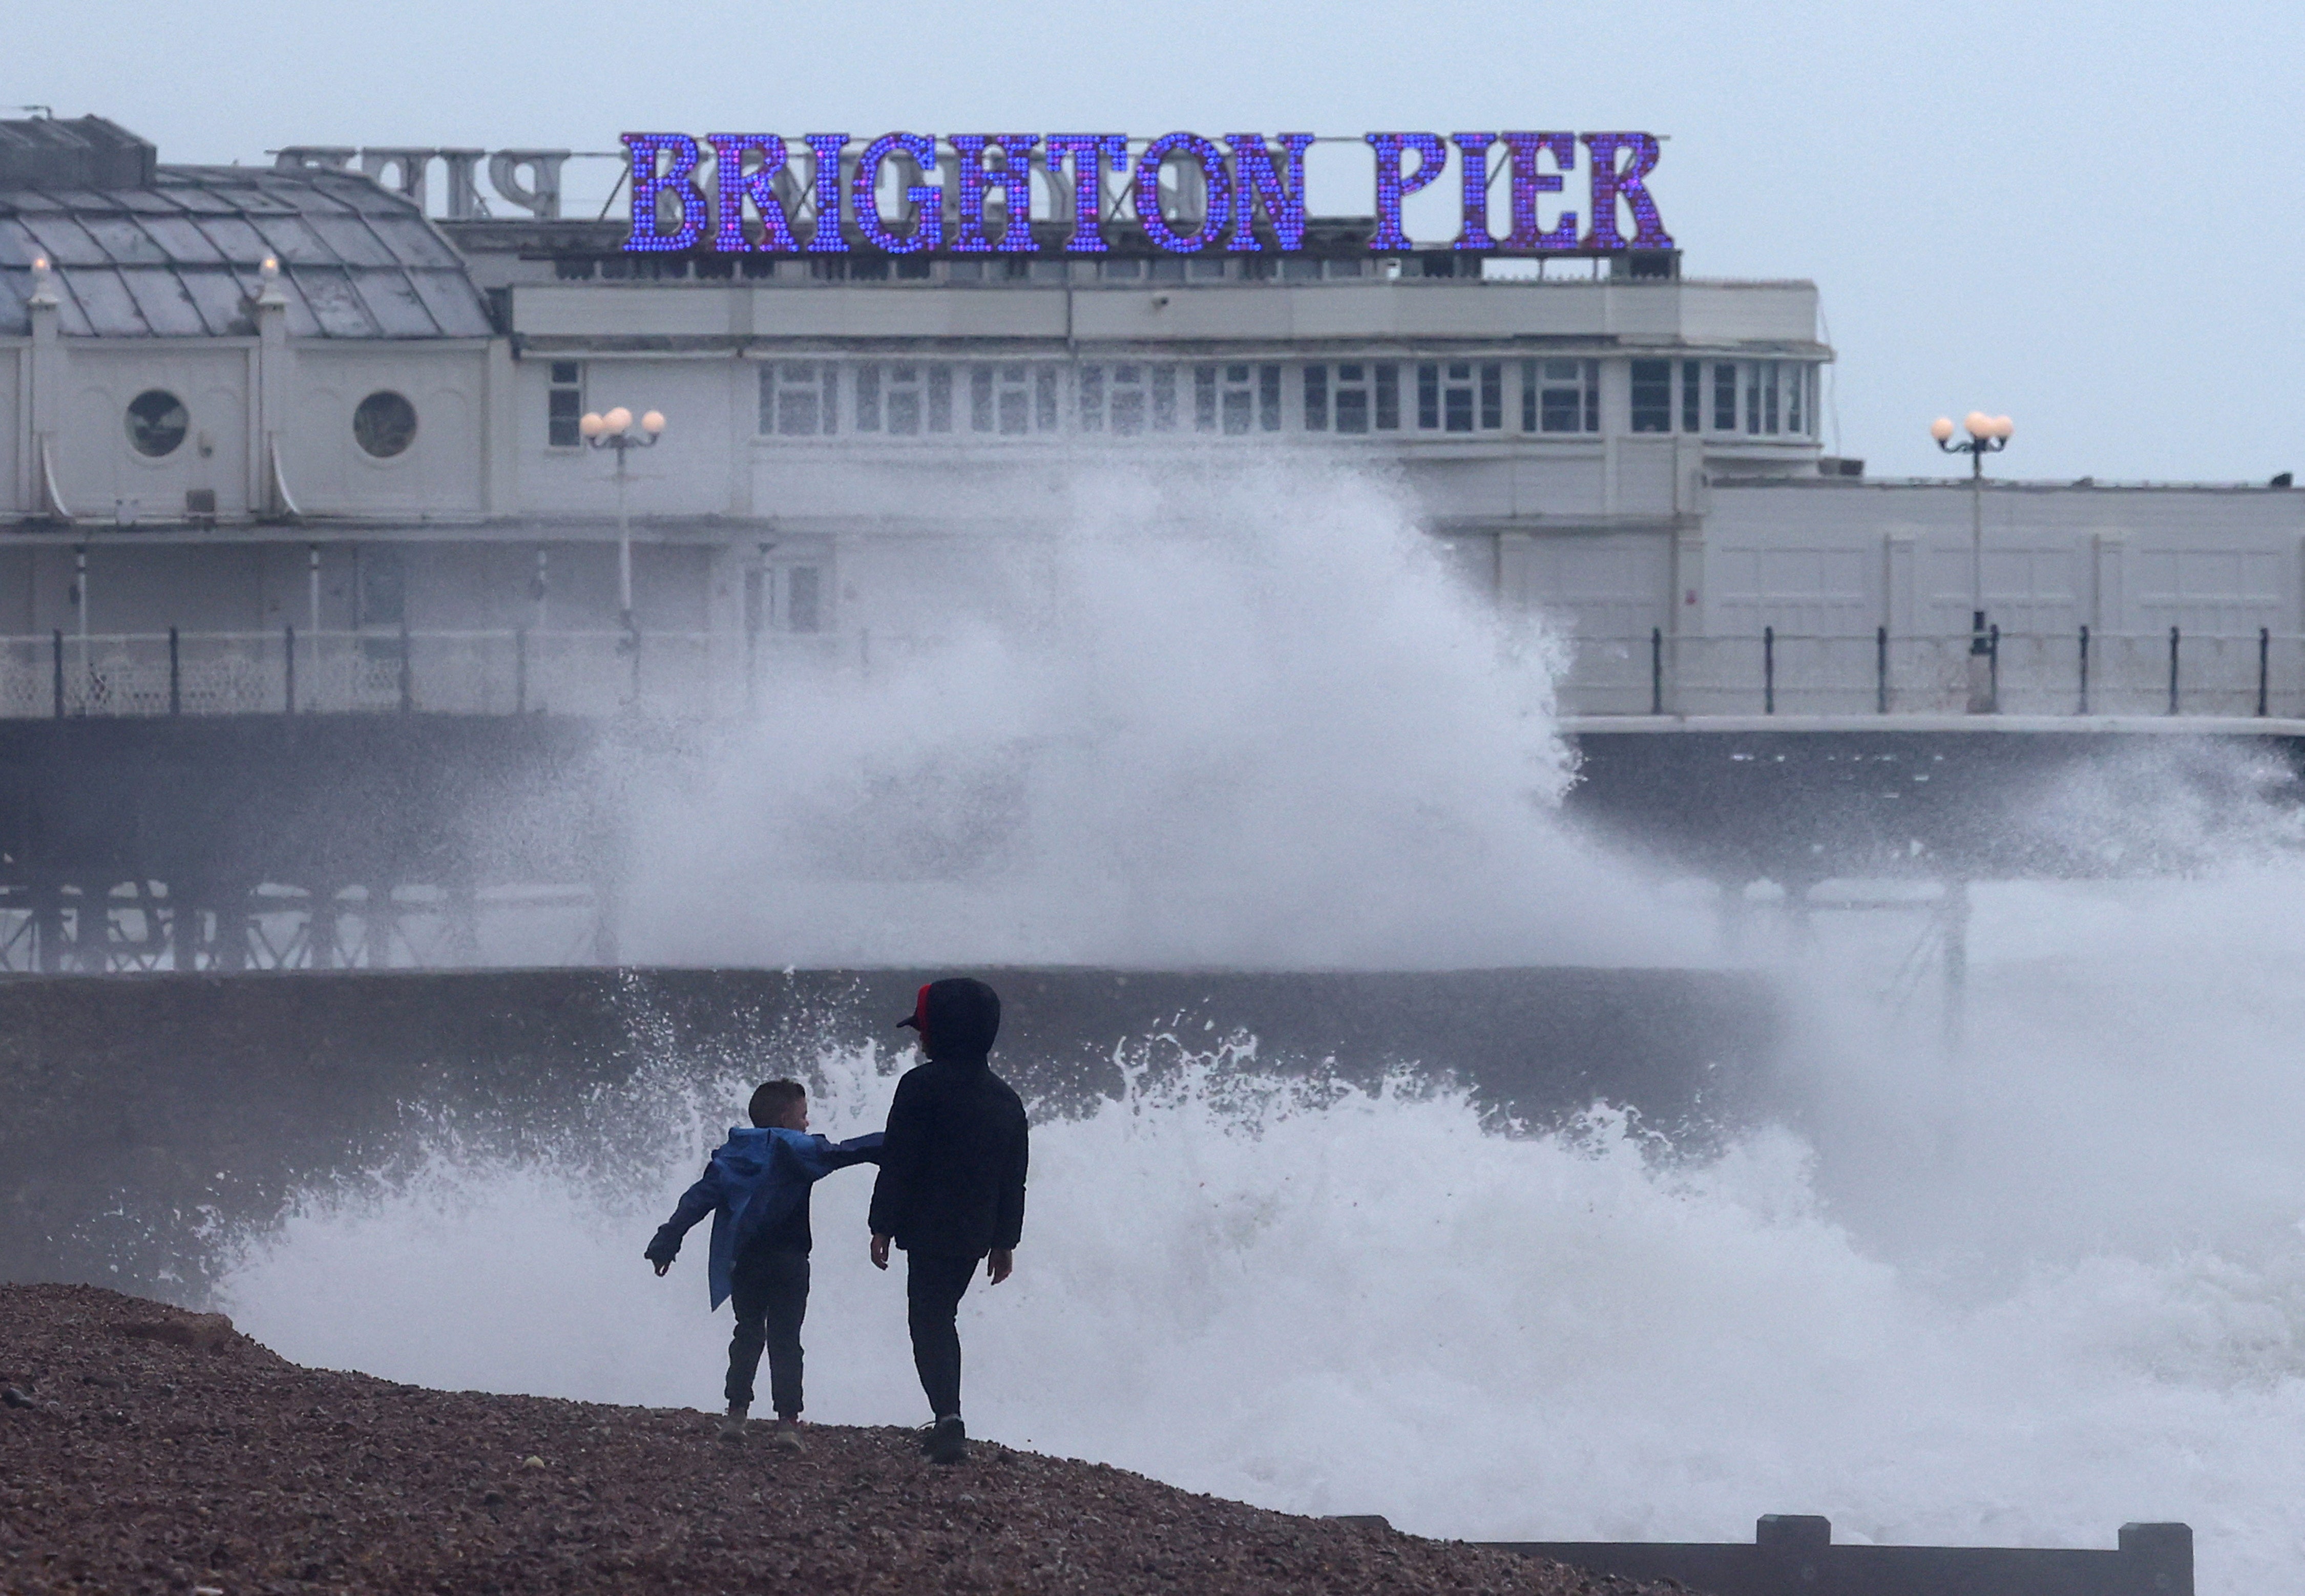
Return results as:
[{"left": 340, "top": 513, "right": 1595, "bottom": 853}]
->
[
  {"left": 6, "top": 627, "right": 853, "bottom": 719},
  {"left": 1556, "top": 626, "right": 2305, "bottom": 720},
  {"left": 9, "top": 623, "right": 2305, "bottom": 723}
]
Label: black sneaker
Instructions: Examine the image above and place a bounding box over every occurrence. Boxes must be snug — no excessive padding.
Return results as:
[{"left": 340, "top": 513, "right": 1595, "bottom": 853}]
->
[{"left": 925, "top": 1414, "right": 966, "bottom": 1465}]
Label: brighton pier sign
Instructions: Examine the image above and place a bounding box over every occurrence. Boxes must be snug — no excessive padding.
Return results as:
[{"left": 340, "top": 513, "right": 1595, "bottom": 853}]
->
[{"left": 621, "top": 132, "right": 1673, "bottom": 257}]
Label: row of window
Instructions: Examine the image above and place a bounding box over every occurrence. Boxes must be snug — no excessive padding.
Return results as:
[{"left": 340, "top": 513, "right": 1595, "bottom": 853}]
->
[
  {"left": 714, "top": 360, "right": 1810, "bottom": 441},
  {"left": 122, "top": 388, "right": 417, "bottom": 460},
  {"left": 752, "top": 358, "right": 1591, "bottom": 439},
  {"left": 548, "top": 358, "right": 1816, "bottom": 447},
  {"left": 1629, "top": 359, "right": 1812, "bottom": 437}
]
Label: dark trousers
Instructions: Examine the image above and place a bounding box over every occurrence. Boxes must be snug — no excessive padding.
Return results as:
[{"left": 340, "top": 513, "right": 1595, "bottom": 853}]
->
[
  {"left": 726, "top": 1247, "right": 809, "bottom": 1418},
  {"left": 905, "top": 1250, "right": 979, "bottom": 1420}
]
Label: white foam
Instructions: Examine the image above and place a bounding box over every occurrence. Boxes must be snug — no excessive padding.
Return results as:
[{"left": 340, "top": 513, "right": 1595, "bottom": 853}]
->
[
  {"left": 615, "top": 457, "right": 1713, "bottom": 972},
  {"left": 219, "top": 996, "right": 2305, "bottom": 1595},
  {"left": 215, "top": 459, "right": 2305, "bottom": 1593}
]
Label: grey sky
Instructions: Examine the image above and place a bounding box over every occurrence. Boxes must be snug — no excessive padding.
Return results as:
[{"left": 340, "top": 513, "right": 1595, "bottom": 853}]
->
[{"left": 12, "top": 0, "right": 2299, "bottom": 482}]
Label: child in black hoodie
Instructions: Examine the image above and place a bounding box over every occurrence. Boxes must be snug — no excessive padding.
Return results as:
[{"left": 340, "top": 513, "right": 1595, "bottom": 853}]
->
[{"left": 868, "top": 978, "right": 1030, "bottom": 1464}]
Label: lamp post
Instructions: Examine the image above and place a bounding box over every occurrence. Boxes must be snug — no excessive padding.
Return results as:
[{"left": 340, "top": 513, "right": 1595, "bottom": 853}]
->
[
  {"left": 1932, "top": 410, "right": 2013, "bottom": 712},
  {"left": 579, "top": 405, "right": 665, "bottom": 688}
]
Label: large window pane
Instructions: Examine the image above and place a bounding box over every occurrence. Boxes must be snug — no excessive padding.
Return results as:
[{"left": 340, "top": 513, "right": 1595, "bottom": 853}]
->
[
  {"left": 1531, "top": 358, "right": 1589, "bottom": 434},
  {"left": 928, "top": 365, "right": 953, "bottom": 432},
  {"left": 1078, "top": 365, "right": 1106, "bottom": 433},
  {"left": 1304, "top": 364, "right": 1330, "bottom": 431},
  {"left": 1630, "top": 359, "right": 1672, "bottom": 433}
]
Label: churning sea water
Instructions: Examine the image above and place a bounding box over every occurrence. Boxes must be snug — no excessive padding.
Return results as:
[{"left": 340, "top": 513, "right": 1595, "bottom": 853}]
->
[{"left": 219, "top": 459, "right": 2305, "bottom": 1592}]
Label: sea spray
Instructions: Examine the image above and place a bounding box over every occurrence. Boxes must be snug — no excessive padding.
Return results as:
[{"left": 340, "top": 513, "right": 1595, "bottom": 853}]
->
[
  {"left": 217, "top": 1023, "right": 2305, "bottom": 1595},
  {"left": 612, "top": 457, "right": 1711, "bottom": 972},
  {"left": 209, "top": 460, "right": 2305, "bottom": 1596}
]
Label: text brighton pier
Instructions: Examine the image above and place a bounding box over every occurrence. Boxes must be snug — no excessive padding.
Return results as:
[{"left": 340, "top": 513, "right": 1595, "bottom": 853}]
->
[{"left": 622, "top": 131, "right": 1673, "bottom": 257}]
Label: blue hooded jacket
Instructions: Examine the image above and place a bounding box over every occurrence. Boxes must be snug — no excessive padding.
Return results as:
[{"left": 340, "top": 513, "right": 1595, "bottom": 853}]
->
[{"left": 646, "top": 1126, "right": 884, "bottom": 1310}]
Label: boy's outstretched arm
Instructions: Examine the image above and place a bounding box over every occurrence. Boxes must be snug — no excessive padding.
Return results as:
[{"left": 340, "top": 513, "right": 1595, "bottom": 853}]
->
[
  {"left": 784, "top": 1130, "right": 887, "bottom": 1183},
  {"left": 644, "top": 1162, "right": 723, "bottom": 1275}
]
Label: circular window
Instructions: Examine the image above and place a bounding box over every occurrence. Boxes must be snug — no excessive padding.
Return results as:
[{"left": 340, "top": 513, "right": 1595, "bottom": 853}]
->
[
  {"left": 125, "top": 390, "right": 188, "bottom": 458},
  {"left": 353, "top": 391, "right": 417, "bottom": 459}
]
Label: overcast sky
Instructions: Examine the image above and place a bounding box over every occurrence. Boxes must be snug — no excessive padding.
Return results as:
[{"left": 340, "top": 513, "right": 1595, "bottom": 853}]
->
[{"left": 12, "top": 0, "right": 2299, "bottom": 482}]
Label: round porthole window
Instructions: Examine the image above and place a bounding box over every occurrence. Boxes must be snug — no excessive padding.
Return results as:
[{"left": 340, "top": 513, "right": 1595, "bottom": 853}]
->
[
  {"left": 353, "top": 391, "right": 417, "bottom": 459},
  {"left": 125, "top": 390, "right": 188, "bottom": 458}
]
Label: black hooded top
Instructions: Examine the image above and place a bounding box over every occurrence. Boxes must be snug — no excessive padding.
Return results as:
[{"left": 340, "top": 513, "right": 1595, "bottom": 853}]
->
[{"left": 868, "top": 978, "right": 1030, "bottom": 1258}]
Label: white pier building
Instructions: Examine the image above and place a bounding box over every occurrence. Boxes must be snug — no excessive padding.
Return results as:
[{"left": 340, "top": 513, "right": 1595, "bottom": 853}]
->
[{"left": 2, "top": 116, "right": 2297, "bottom": 719}]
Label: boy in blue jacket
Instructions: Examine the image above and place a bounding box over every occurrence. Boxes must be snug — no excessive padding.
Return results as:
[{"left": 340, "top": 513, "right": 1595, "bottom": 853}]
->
[{"left": 646, "top": 1080, "right": 883, "bottom": 1447}]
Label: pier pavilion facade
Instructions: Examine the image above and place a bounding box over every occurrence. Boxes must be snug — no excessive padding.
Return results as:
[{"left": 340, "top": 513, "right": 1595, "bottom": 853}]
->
[{"left": 2, "top": 115, "right": 2299, "bottom": 720}]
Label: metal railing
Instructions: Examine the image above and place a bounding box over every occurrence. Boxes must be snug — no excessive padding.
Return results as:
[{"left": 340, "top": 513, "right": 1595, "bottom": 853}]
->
[
  {"left": 13, "top": 622, "right": 2305, "bottom": 723},
  {"left": 12, "top": 627, "right": 856, "bottom": 719},
  {"left": 1557, "top": 626, "right": 2305, "bottom": 719}
]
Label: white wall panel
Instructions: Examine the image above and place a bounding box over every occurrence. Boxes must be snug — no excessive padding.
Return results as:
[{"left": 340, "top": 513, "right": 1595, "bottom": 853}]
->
[
  {"left": 51, "top": 346, "right": 250, "bottom": 521},
  {"left": 289, "top": 348, "right": 488, "bottom": 516},
  {"left": 1512, "top": 452, "right": 1607, "bottom": 517}
]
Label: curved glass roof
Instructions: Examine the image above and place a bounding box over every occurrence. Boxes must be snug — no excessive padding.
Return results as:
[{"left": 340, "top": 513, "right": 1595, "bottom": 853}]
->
[{"left": 0, "top": 164, "right": 493, "bottom": 339}]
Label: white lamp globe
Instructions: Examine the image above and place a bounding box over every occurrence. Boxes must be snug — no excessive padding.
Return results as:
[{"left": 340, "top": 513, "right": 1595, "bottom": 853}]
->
[
  {"left": 1993, "top": 415, "right": 2015, "bottom": 439},
  {"left": 603, "top": 406, "right": 633, "bottom": 434},
  {"left": 1964, "top": 410, "right": 1993, "bottom": 438},
  {"left": 1930, "top": 417, "right": 1956, "bottom": 443},
  {"left": 640, "top": 410, "right": 666, "bottom": 435},
  {"left": 579, "top": 412, "right": 605, "bottom": 439}
]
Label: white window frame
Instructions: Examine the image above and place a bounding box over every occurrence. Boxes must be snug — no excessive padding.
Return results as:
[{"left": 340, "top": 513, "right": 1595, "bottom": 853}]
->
[
  {"left": 1523, "top": 358, "right": 1599, "bottom": 435},
  {"left": 1194, "top": 362, "right": 1282, "bottom": 436},
  {"left": 547, "top": 361, "right": 584, "bottom": 450},
  {"left": 760, "top": 361, "right": 839, "bottom": 437},
  {"left": 854, "top": 361, "right": 957, "bottom": 436},
  {"left": 1079, "top": 362, "right": 1182, "bottom": 437}
]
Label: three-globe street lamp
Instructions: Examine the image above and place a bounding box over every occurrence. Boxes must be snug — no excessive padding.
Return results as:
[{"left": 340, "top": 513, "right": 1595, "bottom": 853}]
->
[
  {"left": 579, "top": 405, "right": 666, "bottom": 654},
  {"left": 1932, "top": 411, "right": 2014, "bottom": 712}
]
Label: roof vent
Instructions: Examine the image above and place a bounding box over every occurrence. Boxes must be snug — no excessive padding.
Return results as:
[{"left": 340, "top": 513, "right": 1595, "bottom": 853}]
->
[{"left": 0, "top": 115, "right": 157, "bottom": 190}]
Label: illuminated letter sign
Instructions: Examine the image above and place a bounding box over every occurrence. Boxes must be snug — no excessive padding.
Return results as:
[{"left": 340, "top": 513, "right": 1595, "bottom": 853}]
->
[
  {"left": 1502, "top": 133, "right": 1577, "bottom": 250},
  {"left": 1581, "top": 132, "right": 1673, "bottom": 250},
  {"left": 622, "top": 133, "right": 707, "bottom": 252},
  {"left": 804, "top": 134, "right": 849, "bottom": 253},
  {"left": 950, "top": 134, "right": 1040, "bottom": 253},
  {"left": 1225, "top": 133, "right": 1313, "bottom": 253},
  {"left": 1451, "top": 132, "right": 1497, "bottom": 251},
  {"left": 1364, "top": 133, "right": 1447, "bottom": 253},
  {"left": 1046, "top": 134, "right": 1128, "bottom": 252},
  {"left": 707, "top": 134, "right": 798, "bottom": 253},
  {"left": 1135, "top": 132, "right": 1229, "bottom": 254},
  {"left": 853, "top": 132, "right": 943, "bottom": 253},
  {"left": 615, "top": 130, "right": 1673, "bottom": 256}
]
